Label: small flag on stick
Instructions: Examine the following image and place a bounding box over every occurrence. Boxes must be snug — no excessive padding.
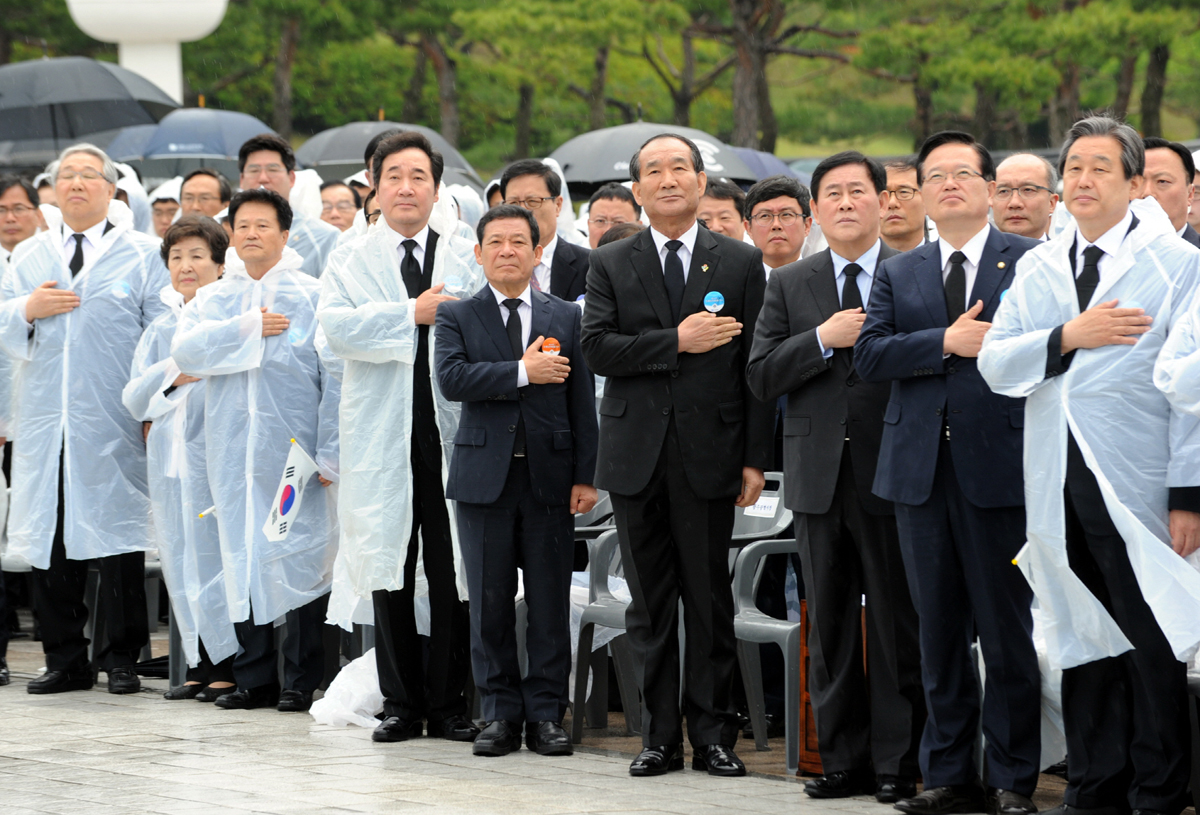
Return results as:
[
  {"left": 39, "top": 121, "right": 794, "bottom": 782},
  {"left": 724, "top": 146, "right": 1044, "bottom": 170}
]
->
[{"left": 262, "top": 439, "right": 320, "bottom": 542}]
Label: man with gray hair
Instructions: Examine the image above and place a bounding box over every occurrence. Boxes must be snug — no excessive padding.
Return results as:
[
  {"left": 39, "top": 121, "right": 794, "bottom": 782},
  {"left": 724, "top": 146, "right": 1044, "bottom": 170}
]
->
[
  {"left": 981, "top": 114, "right": 1200, "bottom": 815},
  {"left": 0, "top": 143, "right": 170, "bottom": 695},
  {"left": 993, "top": 153, "right": 1059, "bottom": 241}
]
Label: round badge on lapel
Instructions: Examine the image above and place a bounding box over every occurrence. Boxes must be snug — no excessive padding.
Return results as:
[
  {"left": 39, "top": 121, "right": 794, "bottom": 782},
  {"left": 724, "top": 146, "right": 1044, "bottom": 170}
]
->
[
  {"left": 542, "top": 337, "right": 561, "bottom": 356},
  {"left": 703, "top": 291, "right": 725, "bottom": 313}
]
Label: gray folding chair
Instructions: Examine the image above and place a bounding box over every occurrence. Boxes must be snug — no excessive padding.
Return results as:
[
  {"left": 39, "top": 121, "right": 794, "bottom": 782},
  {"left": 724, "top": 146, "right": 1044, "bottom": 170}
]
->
[
  {"left": 732, "top": 538, "right": 802, "bottom": 774},
  {"left": 574, "top": 489, "right": 614, "bottom": 539},
  {"left": 731, "top": 472, "right": 792, "bottom": 545}
]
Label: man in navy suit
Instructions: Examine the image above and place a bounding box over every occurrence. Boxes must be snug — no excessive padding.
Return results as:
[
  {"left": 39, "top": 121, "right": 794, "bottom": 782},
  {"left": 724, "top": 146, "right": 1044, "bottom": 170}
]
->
[
  {"left": 434, "top": 204, "right": 598, "bottom": 759},
  {"left": 854, "top": 131, "right": 1041, "bottom": 815}
]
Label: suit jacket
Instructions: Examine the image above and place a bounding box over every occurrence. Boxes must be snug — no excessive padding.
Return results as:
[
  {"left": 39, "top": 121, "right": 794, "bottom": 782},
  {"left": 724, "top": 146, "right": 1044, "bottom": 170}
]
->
[
  {"left": 747, "top": 244, "right": 898, "bottom": 516},
  {"left": 1182, "top": 224, "right": 1200, "bottom": 249},
  {"left": 581, "top": 225, "right": 775, "bottom": 499},
  {"left": 854, "top": 226, "right": 1039, "bottom": 508},
  {"left": 434, "top": 286, "right": 598, "bottom": 507},
  {"left": 549, "top": 239, "right": 590, "bottom": 302}
]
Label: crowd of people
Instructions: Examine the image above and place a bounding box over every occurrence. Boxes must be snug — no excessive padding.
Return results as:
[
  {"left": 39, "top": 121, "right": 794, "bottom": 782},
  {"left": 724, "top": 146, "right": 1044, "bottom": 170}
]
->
[{"left": 0, "top": 113, "right": 1198, "bottom": 815}]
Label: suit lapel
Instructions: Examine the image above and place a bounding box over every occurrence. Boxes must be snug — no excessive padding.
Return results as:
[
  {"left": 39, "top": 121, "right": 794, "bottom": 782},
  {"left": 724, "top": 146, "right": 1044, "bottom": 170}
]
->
[
  {"left": 910, "top": 241, "right": 948, "bottom": 325},
  {"left": 470, "top": 286, "right": 514, "bottom": 360},
  {"left": 631, "top": 229, "right": 675, "bottom": 329},
  {"left": 422, "top": 229, "right": 439, "bottom": 290},
  {"left": 530, "top": 289, "right": 553, "bottom": 345},
  {"left": 969, "top": 226, "right": 1013, "bottom": 309},
  {"left": 680, "top": 226, "right": 719, "bottom": 318},
  {"left": 550, "top": 241, "right": 579, "bottom": 299},
  {"left": 805, "top": 249, "right": 839, "bottom": 322}
]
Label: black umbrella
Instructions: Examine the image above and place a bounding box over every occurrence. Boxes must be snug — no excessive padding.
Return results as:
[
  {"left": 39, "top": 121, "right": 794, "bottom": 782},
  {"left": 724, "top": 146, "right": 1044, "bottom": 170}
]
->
[
  {"left": 297, "top": 121, "right": 481, "bottom": 185},
  {"left": 107, "top": 108, "right": 276, "bottom": 184},
  {"left": 0, "top": 57, "right": 177, "bottom": 150}
]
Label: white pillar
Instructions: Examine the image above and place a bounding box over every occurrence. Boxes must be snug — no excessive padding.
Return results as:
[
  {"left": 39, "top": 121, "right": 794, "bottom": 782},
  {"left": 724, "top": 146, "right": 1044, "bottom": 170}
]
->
[{"left": 118, "top": 42, "right": 184, "bottom": 103}]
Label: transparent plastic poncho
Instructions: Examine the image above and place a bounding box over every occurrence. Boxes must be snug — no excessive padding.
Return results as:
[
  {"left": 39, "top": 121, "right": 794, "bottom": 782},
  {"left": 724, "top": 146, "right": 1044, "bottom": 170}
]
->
[{"left": 287, "top": 208, "right": 341, "bottom": 279}]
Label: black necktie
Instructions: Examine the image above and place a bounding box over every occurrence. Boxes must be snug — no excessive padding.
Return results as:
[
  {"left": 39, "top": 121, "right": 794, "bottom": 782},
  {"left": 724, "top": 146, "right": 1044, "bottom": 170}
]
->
[
  {"left": 664, "top": 239, "right": 685, "bottom": 324},
  {"left": 1076, "top": 245, "right": 1104, "bottom": 312},
  {"left": 841, "top": 262, "right": 864, "bottom": 311},
  {"left": 68, "top": 233, "right": 84, "bottom": 277},
  {"left": 944, "top": 250, "right": 966, "bottom": 322},
  {"left": 400, "top": 239, "right": 422, "bottom": 298},
  {"left": 503, "top": 298, "right": 526, "bottom": 457}
]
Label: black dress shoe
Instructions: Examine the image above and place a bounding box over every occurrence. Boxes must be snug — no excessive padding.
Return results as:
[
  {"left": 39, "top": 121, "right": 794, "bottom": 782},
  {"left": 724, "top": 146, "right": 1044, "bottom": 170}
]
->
[
  {"left": 988, "top": 789, "right": 1036, "bottom": 815},
  {"left": 194, "top": 684, "right": 235, "bottom": 703},
  {"left": 427, "top": 713, "right": 480, "bottom": 742},
  {"left": 896, "top": 784, "right": 987, "bottom": 814},
  {"left": 692, "top": 744, "right": 746, "bottom": 777},
  {"left": 473, "top": 720, "right": 522, "bottom": 756},
  {"left": 805, "top": 767, "right": 875, "bottom": 798},
  {"left": 630, "top": 743, "right": 685, "bottom": 776},
  {"left": 213, "top": 685, "right": 279, "bottom": 710},
  {"left": 877, "top": 775, "right": 918, "bottom": 803},
  {"left": 163, "top": 683, "right": 204, "bottom": 700},
  {"left": 525, "top": 721, "right": 573, "bottom": 756},
  {"left": 277, "top": 689, "right": 313, "bottom": 712},
  {"left": 742, "top": 713, "right": 786, "bottom": 740},
  {"left": 107, "top": 666, "right": 140, "bottom": 694},
  {"left": 0, "top": 657, "right": 9, "bottom": 686},
  {"left": 373, "top": 715, "right": 423, "bottom": 742},
  {"left": 28, "top": 669, "right": 93, "bottom": 694}
]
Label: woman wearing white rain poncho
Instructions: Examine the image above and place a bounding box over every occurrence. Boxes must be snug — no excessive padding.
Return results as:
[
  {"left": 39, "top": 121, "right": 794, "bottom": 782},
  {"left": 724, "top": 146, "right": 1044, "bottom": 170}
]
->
[
  {"left": 172, "top": 189, "right": 341, "bottom": 712},
  {"left": 318, "top": 132, "right": 484, "bottom": 741},
  {"left": 122, "top": 216, "right": 238, "bottom": 702},
  {"left": 978, "top": 117, "right": 1200, "bottom": 814}
]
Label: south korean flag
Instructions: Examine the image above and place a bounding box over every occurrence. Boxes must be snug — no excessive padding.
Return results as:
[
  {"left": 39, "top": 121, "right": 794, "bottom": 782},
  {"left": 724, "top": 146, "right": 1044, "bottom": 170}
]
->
[{"left": 263, "top": 439, "right": 320, "bottom": 542}]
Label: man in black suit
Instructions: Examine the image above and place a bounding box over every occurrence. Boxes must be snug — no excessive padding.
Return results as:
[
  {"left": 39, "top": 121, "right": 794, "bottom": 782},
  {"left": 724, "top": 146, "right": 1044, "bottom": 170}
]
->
[
  {"left": 993, "top": 153, "right": 1059, "bottom": 242},
  {"left": 435, "top": 204, "right": 598, "bottom": 758},
  {"left": 500, "top": 160, "right": 589, "bottom": 303},
  {"left": 855, "top": 131, "right": 1041, "bottom": 815},
  {"left": 1141, "top": 137, "right": 1200, "bottom": 248},
  {"left": 581, "top": 133, "right": 775, "bottom": 778},
  {"left": 747, "top": 151, "right": 923, "bottom": 804}
]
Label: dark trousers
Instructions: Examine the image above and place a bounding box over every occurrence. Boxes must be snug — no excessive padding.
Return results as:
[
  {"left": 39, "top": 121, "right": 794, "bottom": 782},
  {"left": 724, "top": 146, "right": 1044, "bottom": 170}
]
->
[
  {"left": 1061, "top": 435, "right": 1190, "bottom": 812},
  {"left": 894, "top": 441, "right": 1040, "bottom": 796},
  {"left": 232, "top": 592, "right": 329, "bottom": 692},
  {"left": 372, "top": 447, "right": 469, "bottom": 721},
  {"left": 798, "top": 443, "right": 923, "bottom": 776},
  {"left": 185, "top": 639, "right": 235, "bottom": 685},
  {"left": 457, "top": 458, "right": 574, "bottom": 723},
  {"left": 611, "top": 421, "right": 739, "bottom": 749}
]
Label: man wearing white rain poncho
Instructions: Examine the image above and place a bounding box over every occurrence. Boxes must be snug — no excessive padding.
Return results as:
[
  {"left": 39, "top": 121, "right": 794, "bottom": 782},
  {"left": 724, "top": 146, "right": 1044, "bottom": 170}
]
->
[
  {"left": 172, "top": 189, "right": 341, "bottom": 714},
  {"left": 318, "top": 131, "right": 484, "bottom": 744},
  {"left": 0, "top": 144, "right": 170, "bottom": 696},
  {"left": 979, "top": 116, "right": 1200, "bottom": 815}
]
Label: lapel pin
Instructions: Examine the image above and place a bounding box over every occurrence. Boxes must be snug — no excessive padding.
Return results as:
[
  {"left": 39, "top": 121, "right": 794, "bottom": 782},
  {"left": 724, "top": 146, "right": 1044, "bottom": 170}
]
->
[
  {"left": 998, "top": 261, "right": 1006, "bottom": 269},
  {"left": 701, "top": 264, "right": 709, "bottom": 273},
  {"left": 704, "top": 291, "right": 725, "bottom": 313}
]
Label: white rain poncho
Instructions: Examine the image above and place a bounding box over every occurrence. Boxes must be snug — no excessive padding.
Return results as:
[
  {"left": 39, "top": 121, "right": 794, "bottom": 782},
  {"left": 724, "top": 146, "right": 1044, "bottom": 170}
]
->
[
  {"left": 122, "top": 286, "right": 238, "bottom": 666},
  {"left": 171, "top": 246, "right": 341, "bottom": 625},
  {"left": 287, "top": 209, "right": 341, "bottom": 279},
  {"left": 115, "top": 162, "right": 152, "bottom": 235},
  {"left": 979, "top": 197, "right": 1200, "bottom": 670},
  {"left": 317, "top": 209, "right": 484, "bottom": 630},
  {"left": 0, "top": 209, "right": 169, "bottom": 569},
  {"left": 0, "top": 252, "right": 16, "bottom": 439}
]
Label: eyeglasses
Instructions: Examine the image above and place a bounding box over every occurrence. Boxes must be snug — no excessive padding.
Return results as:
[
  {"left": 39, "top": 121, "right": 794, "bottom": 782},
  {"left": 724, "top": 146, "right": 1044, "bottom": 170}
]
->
[
  {"left": 58, "top": 169, "right": 105, "bottom": 182},
  {"left": 243, "top": 164, "right": 288, "bottom": 177},
  {"left": 182, "top": 194, "right": 221, "bottom": 206},
  {"left": 588, "top": 217, "right": 628, "bottom": 227},
  {"left": 885, "top": 187, "right": 919, "bottom": 201},
  {"left": 506, "top": 197, "right": 555, "bottom": 210},
  {"left": 994, "top": 184, "right": 1052, "bottom": 201},
  {"left": 322, "top": 201, "right": 357, "bottom": 213},
  {"left": 0, "top": 204, "right": 36, "bottom": 217},
  {"left": 366, "top": 210, "right": 381, "bottom": 225},
  {"left": 750, "top": 210, "right": 804, "bottom": 226},
  {"left": 923, "top": 169, "right": 983, "bottom": 187}
]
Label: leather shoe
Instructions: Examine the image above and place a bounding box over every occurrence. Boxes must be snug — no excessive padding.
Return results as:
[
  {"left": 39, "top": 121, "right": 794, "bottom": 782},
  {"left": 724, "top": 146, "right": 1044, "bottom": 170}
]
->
[
  {"left": 473, "top": 720, "right": 522, "bottom": 756},
  {"left": 372, "top": 715, "right": 423, "bottom": 742},
  {"left": 877, "top": 775, "right": 919, "bottom": 803},
  {"left": 213, "top": 685, "right": 279, "bottom": 710},
  {"left": 427, "top": 713, "right": 480, "bottom": 742},
  {"left": 194, "top": 684, "right": 235, "bottom": 703},
  {"left": 107, "top": 666, "right": 140, "bottom": 694},
  {"left": 0, "top": 657, "right": 9, "bottom": 686},
  {"left": 988, "top": 789, "right": 1036, "bottom": 815},
  {"left": 163, "top": 683, "right": 204, "bottom": 700},
  {"left": 692, "top": 744, "right": 746, "bottom": 777},
  {"left": 742, "top": 713, "right": 785, "bottom": 740},
  {"left": 27, "top": 669, "right": 93, "bottom": 694},
  {"left": 277, "top": 689, "right": 313, "bottom": 712},
  {"left": 525, "top": 721, "right": 573, "bottom": 756},
  {"left": 630, "top": 743, "right": 684, "bottom": 776},
  {"left": 895, "top": 784, "right": 987, "bottom": 814},
  {"left": 804, "top": 767, "right": 875, "bottom": 798}
]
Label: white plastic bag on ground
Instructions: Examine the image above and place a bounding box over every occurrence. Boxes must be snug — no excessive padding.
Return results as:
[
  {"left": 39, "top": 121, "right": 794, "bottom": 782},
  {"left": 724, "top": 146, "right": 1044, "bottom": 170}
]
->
[{"left": 309, "top": 648, "right": 383, "bottom": 728}]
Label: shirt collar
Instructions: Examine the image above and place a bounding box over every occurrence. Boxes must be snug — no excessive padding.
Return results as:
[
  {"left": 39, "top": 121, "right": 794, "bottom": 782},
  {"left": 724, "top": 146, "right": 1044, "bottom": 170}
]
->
[
  {"left": 650, "top": 220, "right": 700, "bottom": 257},
  {"left": 938, "top": 223, "right": 990, "bottom": 270},
  {"left": 61, "top": 218, "right": 108, "bottom": 246},
  {"left": 830, "top": 239, "right": 882, "bottom": 277},
  {"left": 383, "top": 220, "right": 430, "bottom": 255},
  {"left": 1178, "top": 223, "right": 1188, "bottom": 238},
  {"left": 539, "top": 233, "right": 558, "bottom": 268},
  {"left": 489, "top": 282, "right": 532, "bottom": 308},
  {"left": 1073, "top": 208, "right": 1132, "bottom": 259}
]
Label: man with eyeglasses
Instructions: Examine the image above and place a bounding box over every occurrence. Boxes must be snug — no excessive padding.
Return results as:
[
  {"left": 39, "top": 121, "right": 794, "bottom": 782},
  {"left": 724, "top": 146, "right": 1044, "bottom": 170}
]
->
[
  {"left": 586, "top": 183, "right": 640, "bottom": 249},
  {"left": 1141, "top": 137, "right": 1200, "bottom": 248},
  {"left": 179, "top": 168, "right": 232, "bottom": 220},
  {"left": 698, "top": 180, "right": 748, "bottom": 242},
  {"left": 993, "top": 153, "right": 1059, "bottom": 241},
  {"left": 237, "top": 133, "right": 340, "bottom": 278},
  {"left": 500, "top": 160, "right": 589, "bottom": 303},
  {"left": 856, "top": 131, "right": 1041, "bottom": 815},
  {"left": 881, "top": 160, "right": 927, "bottom": 253},
  {"left": 319, "top": 180, "right": 360, "bottom": 232},
  {"left": 743, "top": 175, "right": 812, "bottom": 279}
]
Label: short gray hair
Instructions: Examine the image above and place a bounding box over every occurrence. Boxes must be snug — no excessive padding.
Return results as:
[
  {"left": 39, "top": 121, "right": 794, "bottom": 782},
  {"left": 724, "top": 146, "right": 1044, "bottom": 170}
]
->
[
  {"left": 48, "top": 143, "right": 119, "bottom": 185},
  {"left": 1000, "top": 152, "right": 1059, "bottom": 190},
  {"left": 1057, "top": 115, "right": 1143, "bottom": 180}
]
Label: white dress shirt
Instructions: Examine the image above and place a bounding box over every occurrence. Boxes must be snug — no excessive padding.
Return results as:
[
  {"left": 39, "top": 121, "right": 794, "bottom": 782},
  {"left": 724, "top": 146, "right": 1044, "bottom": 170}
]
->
[
  {"left": 816, "top": 239, "right": 883, "bottom": 358},
  {"left": 384, "top": 221, "right": 429, "bottom": 275},
  {"left": 650, "top": 220, "right": 699, "bottom": 281},
  {"left": 490, "top": 282, "right": 533, "bottom": 388},
  {"left": 1070, "top": 208, "right": 1133, "bottom": 285},
  {"left": 938, "top": 223, "right": 992, "bottom": 312},
  {"left": 60, "top": 219, "right": 109, "bottom": 272},
  {"left": 533, "top": 234, "right": 557, "bottom": 294}
]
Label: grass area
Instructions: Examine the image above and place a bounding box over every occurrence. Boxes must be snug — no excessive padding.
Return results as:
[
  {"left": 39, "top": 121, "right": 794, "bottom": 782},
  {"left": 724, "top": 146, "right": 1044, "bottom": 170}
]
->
[{"left": 776, "top": 133, "right": 917, "bottom": 162}]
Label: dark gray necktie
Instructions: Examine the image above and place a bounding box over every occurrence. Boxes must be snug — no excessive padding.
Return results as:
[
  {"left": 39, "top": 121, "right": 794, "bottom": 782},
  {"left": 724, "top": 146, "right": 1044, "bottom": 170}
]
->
[
  {"left": 663, "top": 239, "right": 685, "bottom": 324},
  {"left": 68, "top": 233, "right": 84, "bottom": 277},
  {"left": 944, "top": 250, "right": 966, "bottom": 322},
  {"left": 1076, "top": 245, "right": 1104, "bottom": 312},
  {"left": 503, "top": 298, "right": 526, "bottom": 456},
  {"left": 400, "top": 239, "right": 422, "bottom": 298},
  {"left": 841, "top": 262, "right": 863, "bottom": 311}
]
